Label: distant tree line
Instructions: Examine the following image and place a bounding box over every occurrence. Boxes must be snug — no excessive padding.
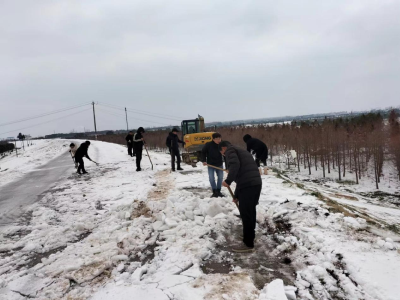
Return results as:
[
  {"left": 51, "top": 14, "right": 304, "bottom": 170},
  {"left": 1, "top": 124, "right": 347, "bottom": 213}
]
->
[{"left": 215, "top": 111, "right": 400, "bottom": 188}]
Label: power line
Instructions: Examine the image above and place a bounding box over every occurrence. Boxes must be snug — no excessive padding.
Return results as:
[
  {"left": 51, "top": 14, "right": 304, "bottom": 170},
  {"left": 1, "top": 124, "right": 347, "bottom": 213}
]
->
[
  {"left": 98, "top": 101, "right": 182, "bottom": 119},
  {"left": 96, "top": 107, "right": 175, "bottom": 127},
  {"left": 0, "top": 108, "right": 92, "bottom": 136},
  {"left": 0, "top": 102, "right": 91, "bottom": 127},
  {"left": 98, "top": 102, "right": 182, "bottom": 121}
]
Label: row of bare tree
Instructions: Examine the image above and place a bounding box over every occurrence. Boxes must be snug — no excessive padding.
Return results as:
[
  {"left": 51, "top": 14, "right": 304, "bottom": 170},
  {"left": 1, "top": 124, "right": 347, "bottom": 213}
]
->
[{"left": 99, "top": 111, "right": 400, "bottom": 189}]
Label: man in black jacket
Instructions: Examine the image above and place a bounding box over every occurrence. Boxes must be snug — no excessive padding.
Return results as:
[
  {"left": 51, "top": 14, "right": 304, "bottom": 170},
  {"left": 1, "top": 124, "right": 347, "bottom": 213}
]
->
[
  {"left": 220, "top": 141, "right": 262, "bottom": 253},
  {"left": 133, "top": 127, "right": 145, "bottom": 171},
  {"left": 243, "top": 134, "right": 268, "bottom": 167},
  {"left": 125, "top": 131, "right": 135, "bottom": 157},
  {"left": 166, "top": 128, "right": 184, "bottom": 171},
  {"left": 201, "top": 132, "right": 225, "bottom": 198},
  {"left": 74, "top": 141, "right": 93, "bottom": 175}
]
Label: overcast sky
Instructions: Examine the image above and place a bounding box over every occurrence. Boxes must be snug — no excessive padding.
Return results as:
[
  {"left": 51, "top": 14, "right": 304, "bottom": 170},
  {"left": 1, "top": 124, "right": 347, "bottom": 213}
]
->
[{"left": 1, "top": 0, "right": 400, "bottom": 137}]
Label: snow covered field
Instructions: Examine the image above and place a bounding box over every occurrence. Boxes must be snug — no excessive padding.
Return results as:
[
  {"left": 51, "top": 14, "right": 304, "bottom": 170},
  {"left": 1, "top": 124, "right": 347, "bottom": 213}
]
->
[{"left": 0, "top": 140, "right": 399, "bottom": 300}]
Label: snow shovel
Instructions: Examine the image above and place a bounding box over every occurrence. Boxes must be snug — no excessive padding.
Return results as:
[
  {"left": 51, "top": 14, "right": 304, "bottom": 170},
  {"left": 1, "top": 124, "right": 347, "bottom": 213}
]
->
[
  {"left": 206, "top": 164, "right": 229, "bottom": 173},
  {"left": 70, "top": 152, "right": 77, "bottom": 169},
  {"left": 227, "top": 186, "right": 240, "bottom": 211},
  {"left": 143, "top": 142, "right": 153, "bottom": 170},
  {"left": 90, "top": 159, "right": 100, "bottom": 166}
]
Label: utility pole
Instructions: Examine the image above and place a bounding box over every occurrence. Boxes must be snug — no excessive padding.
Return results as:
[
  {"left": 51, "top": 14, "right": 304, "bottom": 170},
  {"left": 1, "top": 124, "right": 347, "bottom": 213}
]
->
[
  {"left": 125, "top": 107, "right": 129, "bottom": 132},
  {"left": 92, "top": 102, "right": 98, "bottom": 140}
]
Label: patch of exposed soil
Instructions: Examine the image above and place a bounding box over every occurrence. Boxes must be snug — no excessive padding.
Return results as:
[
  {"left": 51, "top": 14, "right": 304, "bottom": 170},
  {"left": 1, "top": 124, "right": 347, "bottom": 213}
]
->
[
  {"left": 179, "top": 169, "right": 203, "bottom": 175},
  {"left": 147, "top": 169, "right": 172, "bottom": 201},
  {"left": 193, "top": 273, "right": 259, "bottom": 300},
  {"left": 130, "top": 200, "right": 152, "bottom": 219},
  {"left": 130, "top": 243, "right": 158, "bottom": 266},
  {"left": 333, "top": 193, "right": 359, "bottom": 201},
  {"left": 201, "top": 225, "right": 297, "bottom": 290}
]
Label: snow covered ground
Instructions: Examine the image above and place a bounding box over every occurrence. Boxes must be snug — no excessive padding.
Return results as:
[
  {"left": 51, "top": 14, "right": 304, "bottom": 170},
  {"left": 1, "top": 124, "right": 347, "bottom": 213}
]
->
[
  {"left": 0, "top": 140, "right": 399, "bottom": 300},
  {"left": 0, "top": 140, "right": 70, "bottom": 188}
]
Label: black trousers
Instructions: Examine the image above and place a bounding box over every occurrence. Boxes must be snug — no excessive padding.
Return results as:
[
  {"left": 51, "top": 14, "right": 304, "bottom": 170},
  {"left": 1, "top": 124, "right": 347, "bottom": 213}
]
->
[
  {"left": 237, "top": 185, "right": 262, "bottom": 248},
  {"left": 127, "top": 143, "right": 133, "bottom": 156},
  {"left": 76, "top": 157, "right": 86, "bottom": 173},
  {"left": 256, "top": 149, "right": 268, "bottom": 167},
  {"left": 171, "top": 149, "right": 181, "bottom": 170},
  {"left": 135, "top": 148, "right": 143, "bottom": 169}
]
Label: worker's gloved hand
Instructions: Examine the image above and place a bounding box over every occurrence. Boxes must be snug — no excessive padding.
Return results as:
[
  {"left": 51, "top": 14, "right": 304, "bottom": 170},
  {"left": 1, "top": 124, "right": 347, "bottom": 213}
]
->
[{"left": 222, "top": 181, "right": 229, "bottom": 188}]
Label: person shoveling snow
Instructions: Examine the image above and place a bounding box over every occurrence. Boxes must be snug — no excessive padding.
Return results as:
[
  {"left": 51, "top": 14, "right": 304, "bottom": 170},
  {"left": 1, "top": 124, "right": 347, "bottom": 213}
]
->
[
  {"left": 74, "top": 141, "right": 96, "bottom": 175},
  {"left": 220, "top": 141, "right": 262, "bottom": 253}
]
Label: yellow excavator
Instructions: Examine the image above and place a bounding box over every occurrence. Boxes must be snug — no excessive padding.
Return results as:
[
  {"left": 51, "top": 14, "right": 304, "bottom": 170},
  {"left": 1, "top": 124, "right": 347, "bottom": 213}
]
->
[{"left": 181, "top": 115, "right": 214, "bottom": 166}]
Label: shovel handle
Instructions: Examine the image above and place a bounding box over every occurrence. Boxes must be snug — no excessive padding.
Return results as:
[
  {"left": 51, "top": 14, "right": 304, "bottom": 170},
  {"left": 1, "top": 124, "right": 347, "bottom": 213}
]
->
[
  {"left": 206, "top": 164, "right": 228, "bottom": 173},
  {"left": 143, "top": 141, "right": 154, "bottom": 170},
  {"left": 227, "top": 186, "right": 239, "bottom": 210}
]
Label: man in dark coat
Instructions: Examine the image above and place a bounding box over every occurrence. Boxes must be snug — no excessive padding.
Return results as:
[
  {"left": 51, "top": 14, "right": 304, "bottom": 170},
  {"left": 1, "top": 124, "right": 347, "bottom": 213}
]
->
[
  {"left": 166, "top": 128, "right": 184, "bottom": 171},
  {"left": 133, "top": 127, "right": 145, "bottom": 171},
  {"left": 243, "top": 134, "right": 268, "bottom": 167},
  {"left": 201, "top": 132, "right": 225, "bottom": 197},
  {"left": 220, "top": 141, "right": 262, "bottom": 253},
  {"left": 74, "top": 141, "right": 93, "bottom": 175},
  {"left": 125, "top": 131, "right": 135, "bottom": 157}
]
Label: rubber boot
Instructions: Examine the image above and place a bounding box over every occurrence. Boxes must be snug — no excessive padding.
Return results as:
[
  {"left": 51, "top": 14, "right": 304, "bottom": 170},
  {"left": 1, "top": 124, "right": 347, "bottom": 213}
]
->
[
  {"left": 217, "top": 189, "right": 225, "bottom": 197},
  {"left": 211, "top": 189, "right": 218, "bottom": 198}
]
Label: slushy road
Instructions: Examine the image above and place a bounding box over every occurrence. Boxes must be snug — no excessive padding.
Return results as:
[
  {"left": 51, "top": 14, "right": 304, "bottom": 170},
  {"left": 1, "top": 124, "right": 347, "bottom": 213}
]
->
[{"left": 0, "top": 151, "right": 74, "bottom": 226}]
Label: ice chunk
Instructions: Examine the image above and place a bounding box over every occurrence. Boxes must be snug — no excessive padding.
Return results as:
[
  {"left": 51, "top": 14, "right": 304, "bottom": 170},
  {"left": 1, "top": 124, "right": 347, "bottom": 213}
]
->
[
  {"left": 8, "top": 274, "right": 52, "bottom": 298},
  {"left": 195, "top": 216, "right": 204, "bottom": 225},
  {"left": 185, "top": 210, "right": 194, "bottom": 220},
  {"left": 214, "top": 212, "right": 226, "bottom": 219},
  {"left": 112, "top": 255, "right": 129, "bottom": 262},
  {"left": 377, "top": 239, "right": 385, "bottom": 247},
  {"left": 316, "top": 220, "right": 329, "bottom": 229},
  {"left": 206, "top": 202, "right": 224, "bottom": 217},
  {"left": 343, "top": 217, "right": 361, "bottom": 229},
  {"left": 273, "top": 209, "right": 288, "bottom": 219},
  {"left": 181, "top": 263, "right": 203, "bottom": 278},
  {"left": 384, "top": 242, "right": 394, "bottom": 250},
  {"left": 164, "top": 218, "right": 178, "bottom": 228},
  {"left": 21, "top": 242, "right": 38, "bottom": 253},
  {"left": 284, "top": 286, "right": 297, "bottom": 300},
  {"left": 386, "top": 237, "right": 394, "bottom": 243},
  {"left": 131, "top": 266, "right": 147, "bottom": 284},
  {"left": 259, "top": 279, "right": 288, "bottom": 300},
  {"left": 281, "top": 200, "right": 298, "bottom": 210},
  {"left": 152, "top": 221, "right": 164, "bottom": 231}
]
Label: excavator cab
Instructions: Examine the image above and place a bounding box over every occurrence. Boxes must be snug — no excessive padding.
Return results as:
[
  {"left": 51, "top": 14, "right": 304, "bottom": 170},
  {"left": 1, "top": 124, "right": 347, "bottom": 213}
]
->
[
  {"left": 181, "top": 116, "right": 205, "bottom": 136},
  {"left": 181, "top": 115, "right": 214, "bottom": 166}
]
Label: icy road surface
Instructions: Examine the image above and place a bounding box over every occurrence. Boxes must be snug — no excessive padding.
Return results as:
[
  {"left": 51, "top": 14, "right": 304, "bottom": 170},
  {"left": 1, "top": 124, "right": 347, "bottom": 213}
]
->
[{"left": 0, "top": 152, "right": 74, "bottom": 226}]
